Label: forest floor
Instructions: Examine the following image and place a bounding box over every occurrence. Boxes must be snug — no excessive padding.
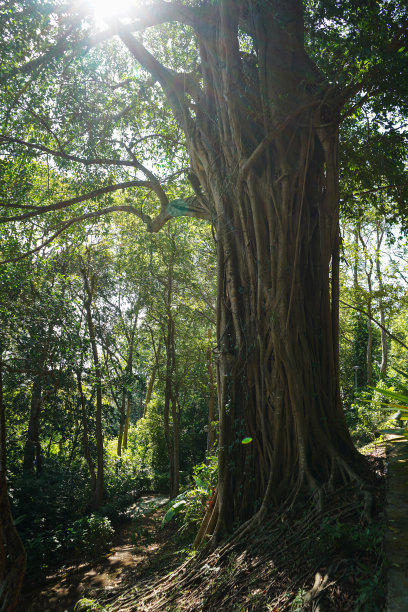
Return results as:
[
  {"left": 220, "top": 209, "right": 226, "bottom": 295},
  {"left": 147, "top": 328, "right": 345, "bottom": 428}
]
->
[
  {"left": 17, "top": 495, "right": 183, "bottom": 612},
  {"left": 18, "top": 444, "right": 387, "bottom": 612}
]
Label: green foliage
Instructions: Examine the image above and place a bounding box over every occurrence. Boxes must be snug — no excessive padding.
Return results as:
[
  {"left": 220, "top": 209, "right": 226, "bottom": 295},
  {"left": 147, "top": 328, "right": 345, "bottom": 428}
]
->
[
  {"left": 66, "top": 514, "right": 114, "bottom": 558},
  {"left": 127, "top": 405, "right": 169, "bottom": 491},
  {"left": 315, "top": 519, "right": 383, "bottom": 558},
  {"left": 355, "top": 564, "right": 384, "bottom": 612},
  {"left": 369, "top": 367, "right": 408, "bottom": 437},
  {"left": 74, "top": 598, "right": 106, "bottom": 611},
  {"left": 345, "top": 389, "right": 386, "bottom": 447},
  {"left": 162, "top": 455, "right": 218, "bottom": 531}
]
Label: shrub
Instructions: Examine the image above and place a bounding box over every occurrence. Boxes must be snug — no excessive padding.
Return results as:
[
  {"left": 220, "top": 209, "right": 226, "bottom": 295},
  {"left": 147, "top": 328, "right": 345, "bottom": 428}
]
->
[
  {"left": 66, "top": 514, "right": 114, "bottom": 557},
  {"left": 162, "top": 454, "right": 218, "bottom": 531}
]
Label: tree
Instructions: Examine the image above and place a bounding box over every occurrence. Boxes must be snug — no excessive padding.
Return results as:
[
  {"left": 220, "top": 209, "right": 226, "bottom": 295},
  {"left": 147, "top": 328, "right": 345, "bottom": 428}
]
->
[{"left": 1, "top": 0, "right": 408, "bottom": 545}]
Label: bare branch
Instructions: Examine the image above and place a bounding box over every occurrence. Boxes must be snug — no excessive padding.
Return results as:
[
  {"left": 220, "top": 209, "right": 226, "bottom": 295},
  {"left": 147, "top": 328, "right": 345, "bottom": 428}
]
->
[
  {"left": 0, "top": 134, "right": 147, "bottom": 168},
  {"left": 0, "top": 180, "right": 151, "bottom": 223},
  {"left": 340, "top": 299, "right": 408, "bottom": 351},
  {"left": 352, "top": 183, "right": 408, "bottom": 198},
  {"left": 0, "top": 205, "right": 148, "bottom": 264},
  {"left": 0, "top": 135, "right": 141, "bottom": 169}
]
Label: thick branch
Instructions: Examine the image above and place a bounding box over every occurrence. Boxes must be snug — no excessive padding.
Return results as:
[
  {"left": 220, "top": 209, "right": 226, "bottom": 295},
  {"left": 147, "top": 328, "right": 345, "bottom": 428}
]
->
[
  {"left": 116, "top": 25, "right": 193, "bottom": 130},
  {"left": 0, "top": 196, "right": 211, "bottom": 264},
  {"left": 124, "top": 145, "right": 169, "bottom": 208},
  {"left": 0, "top": 205, "right": 148, "bottom": 264},
  {"left": 1, "top": 3, "right": 198, "bottom": 84}
]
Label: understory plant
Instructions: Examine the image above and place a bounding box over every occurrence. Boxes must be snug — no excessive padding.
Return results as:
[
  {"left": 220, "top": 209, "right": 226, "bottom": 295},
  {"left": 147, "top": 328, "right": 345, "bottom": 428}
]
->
[
  {"left": 369, "top": 367, "right": 408, "bottom": 435},
  {"left": 162, "top": 454, "right": 218, "bottom": 532}
]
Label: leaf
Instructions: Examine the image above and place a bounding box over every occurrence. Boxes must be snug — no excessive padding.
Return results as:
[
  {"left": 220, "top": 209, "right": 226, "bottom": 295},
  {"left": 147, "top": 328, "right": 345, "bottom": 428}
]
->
[
  {"left": 369, "top": 386, "right": 408, "bottom": 406},
  {"left": 161, "top": 500, "right": 187, "bottom": 527},
  {"left": 13, "top": 514, "right": 27, "bottom": 526},
  {"left": 241, "top": 437, "right": 253, "bottom": 444}
]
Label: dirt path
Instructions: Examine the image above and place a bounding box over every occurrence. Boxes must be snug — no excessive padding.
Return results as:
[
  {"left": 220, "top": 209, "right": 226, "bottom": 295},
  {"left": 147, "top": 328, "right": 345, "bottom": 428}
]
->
[{"left": 18, "top": 495, "right": 170, "bottom": 612}]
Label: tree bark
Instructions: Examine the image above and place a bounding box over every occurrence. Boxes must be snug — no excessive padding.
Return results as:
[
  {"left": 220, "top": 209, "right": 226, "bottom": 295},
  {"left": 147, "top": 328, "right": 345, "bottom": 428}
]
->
[
  {"left": 76, "top": 371, "right": 97, "bottom": 497},
  {"left": 143, "top": 341, "right": 161, "bottom": 418},
  {"left": 22, "top": 376, "right": 43, "bottom": 474},
  {"left": 0, "top": 355, "right": 26, "bottom": 611},
  {"left": 82, "top": 269, "right": 104, "bottom": 510},
  {"left": 376, "top": 223, "right": 388, "bottom": 377},
  {"left": 123, "top": 395, "right": 131, "bottom": 450},
  {"left": 117, "top": 391, "right": 126, "bottom": 456},
  {"left": 359, "top": 230, "right": 374, "bottom": 386},
  {"left": 206, "top": 329, "right": 216, "bottom": 454},
  {"left": 119, "top": 0, "right": 367, "bottom": 536}
]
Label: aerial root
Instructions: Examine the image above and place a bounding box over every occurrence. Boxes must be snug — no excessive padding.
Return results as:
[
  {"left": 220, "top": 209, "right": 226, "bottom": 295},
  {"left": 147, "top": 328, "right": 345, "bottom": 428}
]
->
[{"left": 194, "top": 490, "right": 218, "bottom": 549}]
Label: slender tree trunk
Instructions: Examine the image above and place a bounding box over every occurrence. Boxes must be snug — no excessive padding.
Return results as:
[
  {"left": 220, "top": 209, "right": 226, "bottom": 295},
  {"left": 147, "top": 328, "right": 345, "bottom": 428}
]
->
[
  {"left": 23, "top": 377, "right": 43, "bottom": 474},
  {"left": 207, "top": 329, "right": 216, "bottom": 453},
  {"left": 359, "top": 231, "right": 374, "bottom": 387},
  {"left": 117, "top": 391, "right": 126, "bottom": 456},
  {"left": 67, "top": 421, "right": 80, "bottom": 469},
  {"left": 0, "top": 354, "right": 26, "bottom": 611},
  {"left": 163, "top": 317, "right": 176, "bottom": 497},
  {"left": 121, "top": 322, "right": 137, "bottom": 451},
  {"left": 366, "top": 273, "right": 373, "bottom": 387},
  {"left": 144, "top": 342, "right": 161, "bottom": 417},
  {"left": 76, "top": 371, "right": 97, "bottom": 496},
  {"left": 171, "top": 396, "right": 180, "bottom": 498},
  {"left": 123, "top": 395, "right": 131, "bottom": 450},
  {"left": 376, "top": 223, "right": 387, "bottom": 377},
  {"left": 82, "top": 269, "right": 104, "bottom": 510}
]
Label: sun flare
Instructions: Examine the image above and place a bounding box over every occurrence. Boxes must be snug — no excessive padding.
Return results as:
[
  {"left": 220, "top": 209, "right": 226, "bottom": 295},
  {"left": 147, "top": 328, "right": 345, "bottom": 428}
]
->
[{"left": 85, "top": 0, "right": 138, "bottom": 20}]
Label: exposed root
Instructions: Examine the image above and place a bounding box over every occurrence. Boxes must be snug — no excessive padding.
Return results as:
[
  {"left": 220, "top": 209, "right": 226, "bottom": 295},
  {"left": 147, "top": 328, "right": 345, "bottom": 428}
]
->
[
  {"left": 194, "top": 490, "right": 218, "bottom": 549},
  {"left": 104, "top": 473, "right": 384, "bottom": 612}
]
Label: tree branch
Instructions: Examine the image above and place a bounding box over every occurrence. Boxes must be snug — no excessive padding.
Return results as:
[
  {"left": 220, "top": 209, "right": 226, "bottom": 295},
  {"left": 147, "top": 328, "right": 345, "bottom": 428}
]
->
[
  {"left": 116, "top": 23, "right": 193, "bottom": 131},
  {"left": 352, "top": 183, "right": 408, "bottom": 198},
  {"left": 0, "top": 180, "right": 151, "bottom": 223},
  {"left": 340, "top": 299, "right": 408, "bottom": 351},
  {"left": 1, "top": 3, "right": 198, "bottom": 84},
  {"left": 0, "top": 134, "right": 143, "bottom": 169},
  {"left": 0, "top": 205, "right": 149, "bottom": 264}
]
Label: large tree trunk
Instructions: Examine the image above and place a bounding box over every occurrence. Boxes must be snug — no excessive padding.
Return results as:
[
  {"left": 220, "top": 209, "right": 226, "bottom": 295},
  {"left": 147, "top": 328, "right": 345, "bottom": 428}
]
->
[
  {"left": 120, "top": 0, "right": 366, "bottom": 538},
  {"left": 0, "top": 355, "right": 26, "bottom": 611},
  {"left": 185, "top": 2, "right": 363, "bottom": 536}
]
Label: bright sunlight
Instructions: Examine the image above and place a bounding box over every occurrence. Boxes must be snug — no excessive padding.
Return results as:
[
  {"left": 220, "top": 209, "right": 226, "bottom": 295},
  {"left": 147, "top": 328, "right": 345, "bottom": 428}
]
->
[{"left": 86, "top": 0, "right": 138, "bottom": 20}]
